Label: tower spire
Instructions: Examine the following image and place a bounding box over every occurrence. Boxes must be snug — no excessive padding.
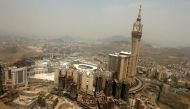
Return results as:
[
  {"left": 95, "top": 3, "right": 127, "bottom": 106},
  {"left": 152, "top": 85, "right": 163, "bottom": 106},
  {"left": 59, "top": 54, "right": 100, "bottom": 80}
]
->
[{"left": 137, "top": 5, "right": 142, "bottom": 21}]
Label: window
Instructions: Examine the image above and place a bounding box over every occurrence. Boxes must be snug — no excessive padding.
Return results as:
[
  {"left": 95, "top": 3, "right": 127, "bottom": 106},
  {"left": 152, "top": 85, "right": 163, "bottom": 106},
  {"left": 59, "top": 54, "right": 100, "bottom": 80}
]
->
[
  {"left": 18, "top": 71, "right": 23, "bottom": 83},
  {"left": 8, "top": 70, "right": 12, "bottom": 79}
]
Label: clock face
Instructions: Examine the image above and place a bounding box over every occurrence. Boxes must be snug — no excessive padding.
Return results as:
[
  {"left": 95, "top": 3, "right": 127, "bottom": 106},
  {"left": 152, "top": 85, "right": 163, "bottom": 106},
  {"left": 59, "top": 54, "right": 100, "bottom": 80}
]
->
[
  {"left": 133, "top": 22, "right": 142, "bottom": 32},
  {"left": 134, "top": 26, "right": 140, "bottom": 31}
]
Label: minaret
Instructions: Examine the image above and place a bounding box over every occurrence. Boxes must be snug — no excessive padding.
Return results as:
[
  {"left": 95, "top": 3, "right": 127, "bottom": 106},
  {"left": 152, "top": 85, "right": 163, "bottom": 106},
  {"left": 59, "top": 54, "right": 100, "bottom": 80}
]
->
[{"left": 127, "top": 5, "right": 143, "bottom": 83}]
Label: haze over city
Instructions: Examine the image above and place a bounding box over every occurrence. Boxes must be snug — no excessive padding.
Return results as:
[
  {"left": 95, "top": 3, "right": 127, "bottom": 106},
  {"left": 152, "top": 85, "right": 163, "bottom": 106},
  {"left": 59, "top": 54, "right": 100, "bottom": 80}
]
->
[
  {"left": 0, "top": 0, "right": 190, "bottom": 109},
  {"left": 0, "top": 0, "right": 190, "bottom": 47}
]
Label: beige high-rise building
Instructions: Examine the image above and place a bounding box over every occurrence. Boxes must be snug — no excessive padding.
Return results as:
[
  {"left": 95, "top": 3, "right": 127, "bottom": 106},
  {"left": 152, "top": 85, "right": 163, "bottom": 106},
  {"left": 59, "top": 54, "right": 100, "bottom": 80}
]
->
[
  {"left": 5, "top": 67, "right": 28, "bottom": 89},
  {"left": 128, "top": 5, "right": 143, "bottom": 83},
  {"left": 117, "top": 54, "right": 130, "bottom": 81},
  {"left": 108, "top": 51, "right": 130, "bottom": 82},
  {"left": 81, "top": 73, "right": 94, "bottom": 95},
  {"left": 54, "top": 69, "right": 61, "bottom": 86},
  {"left": 108, "top": 54, "right": 119, "bottom": 72}
]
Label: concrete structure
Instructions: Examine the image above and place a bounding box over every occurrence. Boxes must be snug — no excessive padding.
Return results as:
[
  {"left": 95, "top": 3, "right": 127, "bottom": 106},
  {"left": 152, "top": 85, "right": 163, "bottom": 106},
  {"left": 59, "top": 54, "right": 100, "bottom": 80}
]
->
[
  {"left": 108, "top": 51, "right": 131, "bottom": 82},
  {"left": 128, "top": 5, "right": 143, "bottom": 84},
  {"left": 73, "top": 63, "right": 97, "bottom": 95},
  {"left": 14, "top": 96, "right": 37, "bottom": 109},
  {"left": 117, "top": 54, "right": 130, "bottom": 81},
  {"left": 128, "top": 96, "right": 157, "bottom": 109},
  {"left": 108, "top": 54, "right": 119, "bottom": 72},
  {"left": 30, "top": 59, "right": 66, "bottom": 76},
  {"left": 57, "top": 63, "right": 97, "bottom": 95},
  {"left": 31, "top": 60, "right": 50, "bottom": 74},
  {"left": 5, "top": 67, "right": 28, "bottom": 89},
  {"left": 45, "top": 94, "right": 58, "bottom": 109},
  {"left": 107, "top": 51, "right": 131, "bottom": 100},
  {"left": 80, "top": 72, "right": 95, "bottom": 95},
  {"left": 13, "top": 91, "right": 40, "bottom": 109},
  {"left": 54, "top": 69, "right": 60, "bottom": 86},
  {"left": 0, "top": 63, "right": 4, "bottom": 95},
  {"left": 156, "top": 65, "right": 165, "bottom": 81},
  {"left": 33, "top": 67, "right": 48, "bottom": 74}
]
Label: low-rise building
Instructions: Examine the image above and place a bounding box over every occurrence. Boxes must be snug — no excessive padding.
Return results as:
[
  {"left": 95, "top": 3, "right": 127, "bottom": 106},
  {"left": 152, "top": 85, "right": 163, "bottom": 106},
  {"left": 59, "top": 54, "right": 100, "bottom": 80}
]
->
[
  {"left": 45, "top": 95, "right": 58, "bottom": 109},
  {"left": 13, "top": 91, "right": 39, "bottom": 109}
]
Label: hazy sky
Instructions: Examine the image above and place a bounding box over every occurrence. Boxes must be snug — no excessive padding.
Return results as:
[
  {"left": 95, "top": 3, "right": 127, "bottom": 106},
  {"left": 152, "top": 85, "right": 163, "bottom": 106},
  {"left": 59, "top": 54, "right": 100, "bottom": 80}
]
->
[{"left": 0, "top": 0, "right": 190, "bottom": 47}]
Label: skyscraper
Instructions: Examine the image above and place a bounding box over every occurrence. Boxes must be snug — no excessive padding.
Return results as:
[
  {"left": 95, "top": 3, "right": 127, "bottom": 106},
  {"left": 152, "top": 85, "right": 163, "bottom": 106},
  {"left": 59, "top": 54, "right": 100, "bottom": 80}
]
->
[{"left": 128, "top": 5, "right": 143, "bottom": 83}]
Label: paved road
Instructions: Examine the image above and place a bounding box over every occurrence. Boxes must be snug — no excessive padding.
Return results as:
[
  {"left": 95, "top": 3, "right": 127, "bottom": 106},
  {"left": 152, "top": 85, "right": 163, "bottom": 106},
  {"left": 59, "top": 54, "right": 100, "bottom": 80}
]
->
[{"left": 129, "top": 77, "right": 144, "bottom": 93}]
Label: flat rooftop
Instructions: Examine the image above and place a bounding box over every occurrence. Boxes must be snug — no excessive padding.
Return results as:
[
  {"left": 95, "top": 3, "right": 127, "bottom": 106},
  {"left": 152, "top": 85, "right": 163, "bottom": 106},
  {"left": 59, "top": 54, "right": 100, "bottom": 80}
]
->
[{"left": 13, "top": 95, "right": 37, "bottom": 106}]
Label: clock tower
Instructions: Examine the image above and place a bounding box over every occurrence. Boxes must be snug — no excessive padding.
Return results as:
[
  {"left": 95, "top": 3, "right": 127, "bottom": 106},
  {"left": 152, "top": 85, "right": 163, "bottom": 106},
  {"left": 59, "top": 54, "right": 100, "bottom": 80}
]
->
[{"left": 128, "top": 5, "right": 143, "bottom": 84}]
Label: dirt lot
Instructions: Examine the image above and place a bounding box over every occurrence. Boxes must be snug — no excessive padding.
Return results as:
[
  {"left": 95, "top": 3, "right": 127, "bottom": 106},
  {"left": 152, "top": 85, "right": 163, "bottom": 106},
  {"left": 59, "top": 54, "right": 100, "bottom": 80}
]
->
[
  {"left": 158, "top": 92, "right": 190, "bottom": 109},
  {"left": 0, "top": 100, "right": 12, "bottom": 109}
]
